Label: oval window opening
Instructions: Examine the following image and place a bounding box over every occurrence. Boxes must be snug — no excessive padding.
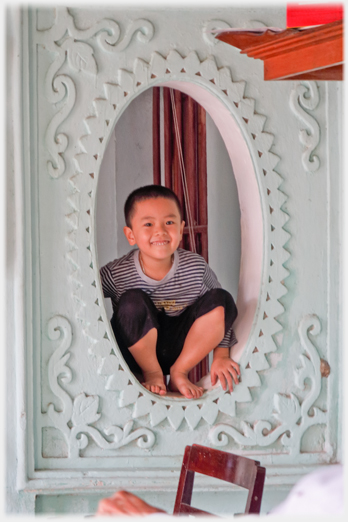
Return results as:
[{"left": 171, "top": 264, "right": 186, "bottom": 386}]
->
[{"left": 96, "top": 83, "right": 262, "bottom": 398}]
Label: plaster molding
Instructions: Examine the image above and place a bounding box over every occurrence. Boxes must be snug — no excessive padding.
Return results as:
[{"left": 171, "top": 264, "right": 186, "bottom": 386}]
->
[
  {"left": 64, "top": 49, "right": 290, "bottom": 433},
  {"left": 202, "top": 20, "right": 232, "bottom": 46},
  {"left": 37, "top": 7, "right": 154, "bottom": 178},
  {"left": 42, "top": 316, "right": 155, "bottom": 457},
  {"left": 202, "top": 19, "right": 270, "bottom": 47},
  {"left": 44, "top": 70, "right": 76, "bottom": 179},
  {"left": 208, "top": 314, "right": 327, "bottom": 456},
  {"left": 289, "top": 81, "right": 320, "bottom": 173}
]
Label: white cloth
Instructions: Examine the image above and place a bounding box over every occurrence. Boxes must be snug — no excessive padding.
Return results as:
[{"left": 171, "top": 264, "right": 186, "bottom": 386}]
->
[{"left": 269, "top": 464, "right": 344, "bottom": 515}]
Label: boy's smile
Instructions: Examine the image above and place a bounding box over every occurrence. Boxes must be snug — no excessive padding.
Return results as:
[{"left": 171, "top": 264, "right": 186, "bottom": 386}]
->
[{"left": 124, "top": 197, "right": 185, "bottom": 276}]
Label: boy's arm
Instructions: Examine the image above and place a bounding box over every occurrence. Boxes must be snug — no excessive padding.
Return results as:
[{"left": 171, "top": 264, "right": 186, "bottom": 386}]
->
[
  {"left": 210, "top": 347, "right": 240, "bottom": 392},
  {"left": 100, "top": 263, "right": 115, "bottom": 298}
]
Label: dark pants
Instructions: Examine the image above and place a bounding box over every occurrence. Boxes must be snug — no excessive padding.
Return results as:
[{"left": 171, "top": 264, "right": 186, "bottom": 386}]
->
[{"left": 111, "top": 288, "right": 237, "bottom": 376}]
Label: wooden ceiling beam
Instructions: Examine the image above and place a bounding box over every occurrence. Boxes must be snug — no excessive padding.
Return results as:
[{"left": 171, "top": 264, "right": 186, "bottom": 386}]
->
[{"left": 216, "top": 19, "right": 344, "bottom": 81}]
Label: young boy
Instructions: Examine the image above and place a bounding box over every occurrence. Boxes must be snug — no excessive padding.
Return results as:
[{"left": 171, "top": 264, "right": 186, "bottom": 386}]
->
[{"left": 100, "top": 185, "right": 240, "bottom": 399}]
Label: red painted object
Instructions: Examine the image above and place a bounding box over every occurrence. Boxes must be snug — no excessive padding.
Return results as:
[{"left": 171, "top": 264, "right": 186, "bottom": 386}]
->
[
  {"left": 152, "top": 87, "right": 161, "bottom": 185},
  {"left": 173, "top": 444, "right": 266, "bottom": 516},
  {"left": 216, "top": 19, "right": 343, "bottom": 80},
  {"left": 287, "top": 3, "right": 343, "bottom": 28}
]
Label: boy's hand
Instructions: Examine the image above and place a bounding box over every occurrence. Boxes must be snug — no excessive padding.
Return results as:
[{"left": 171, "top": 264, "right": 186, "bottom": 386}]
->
[{"left": 211, "top": 348, "right": 240, "bottom": 392}]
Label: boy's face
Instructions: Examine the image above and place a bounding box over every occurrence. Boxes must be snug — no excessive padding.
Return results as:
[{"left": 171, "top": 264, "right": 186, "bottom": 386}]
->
[{"left": 123, "top": 197, "right": 185, "bottom": 264}]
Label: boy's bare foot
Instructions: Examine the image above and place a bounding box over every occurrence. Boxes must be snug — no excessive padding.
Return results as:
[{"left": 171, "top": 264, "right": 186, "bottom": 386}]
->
[
  {"left": 169, "top": 368, "right": 204, "bottom": 399},
  {"left": 142, "top": 370, "right": 167, "bottom": 396}
]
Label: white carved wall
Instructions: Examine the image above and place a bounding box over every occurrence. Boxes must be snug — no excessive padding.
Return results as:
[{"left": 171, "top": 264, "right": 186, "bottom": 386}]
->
[{"left": 6, "top": 5, "right": 342, "bottom": 515}]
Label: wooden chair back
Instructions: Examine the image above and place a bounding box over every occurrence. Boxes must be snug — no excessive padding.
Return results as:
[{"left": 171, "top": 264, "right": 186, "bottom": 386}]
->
[{"left": 173, "top": 444, "right": 266, "bottom": 516}]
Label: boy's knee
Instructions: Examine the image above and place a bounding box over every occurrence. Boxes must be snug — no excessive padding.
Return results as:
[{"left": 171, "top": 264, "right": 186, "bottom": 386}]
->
[
  {"left": 205, "top": 288, "right": 238, "bottom": 324},
  {"left": 209, "top": 304, "right": 225, "bottom": 321},
  {"left": 118, "top": 289, "right": 153, "bottom": 317},
  {"left": 119, "top": 288, "right": 148, "bottom": 306},
  {"left": 222, "top": 289, "right": 238, "bottom": 323}
]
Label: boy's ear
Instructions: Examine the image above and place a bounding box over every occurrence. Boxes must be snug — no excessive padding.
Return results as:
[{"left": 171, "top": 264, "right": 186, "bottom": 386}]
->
[
  {"left": 180, "top": 220, "right": 185, "bottom": 239},
  {"left": 123, "top": 226, "right": 136, "bottom": 246}
]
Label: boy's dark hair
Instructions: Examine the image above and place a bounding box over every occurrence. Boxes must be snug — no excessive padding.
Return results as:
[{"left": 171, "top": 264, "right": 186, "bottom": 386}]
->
[{"left": 124, "top": 185, "right": 183, "bottom": 228}]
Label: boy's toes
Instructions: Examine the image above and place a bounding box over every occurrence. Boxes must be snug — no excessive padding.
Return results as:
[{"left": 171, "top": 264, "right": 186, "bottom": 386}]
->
[
  {"left": 143, "top": 383, "right": 166, "bottom": 396},
  {"left": 169, "top": 370, "right": 205, "bottom": 399},
  {"left": 193, "top": 386, "right": 204, "bottom": 399},
  {"left": 151, "top": 385, "right": 166, "bottom": 396},
  {"left": 183, "top": 387, "right": 194, "bottom": 399},
  {"left": 184, "top": 384, "right": 203, "bottom": 399}
]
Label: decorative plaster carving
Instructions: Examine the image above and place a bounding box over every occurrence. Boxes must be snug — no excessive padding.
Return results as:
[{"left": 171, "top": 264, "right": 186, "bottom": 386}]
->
[
  {"left": 202, "top": 18, "right": 270, "bottom": 46},
  {"left": 208, "top": 314, "right": 327, "bottom": 455},
  {"left": 289, "top": 81, "right": 320, "bottom": 173},
  {"left": 37, "top": 7, "right": 154, "bottom": 178},
  {"left": 43, "top": 316, "right": 155, "bottom": 457},
  {"left": 44, "top": 70, "right": 76, "bottom": 179},
  {"left": 202, "top": 20, "right": 232, "bottom": 46},
  {"left": 64, "top": 49, "right": 290, "bottom": 433}
]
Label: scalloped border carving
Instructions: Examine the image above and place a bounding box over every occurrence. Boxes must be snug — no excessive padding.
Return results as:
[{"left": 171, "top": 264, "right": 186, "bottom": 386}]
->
[
  {"left": 41, "top": 316, "right": 155, "bottom": 458},
  {"left": 63, "top": 48, "right": 291, "bottom": 432},
  {"left": 209, "top": 314, "right": 328, "bottom": 454}
]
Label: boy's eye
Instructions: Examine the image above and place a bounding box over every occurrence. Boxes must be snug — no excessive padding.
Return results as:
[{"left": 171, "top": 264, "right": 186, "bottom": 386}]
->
[
  {"left": 166, "top": 220, "right": 174, "bottom": 225},
  {"left": 144, "top": 222, "right": 152, "bottom": 227}
]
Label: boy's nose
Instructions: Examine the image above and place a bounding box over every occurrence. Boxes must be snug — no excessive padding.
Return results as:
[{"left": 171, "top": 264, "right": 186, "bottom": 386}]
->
[{"left": 154, "top": 223, "right": 166, "bottom": 234}]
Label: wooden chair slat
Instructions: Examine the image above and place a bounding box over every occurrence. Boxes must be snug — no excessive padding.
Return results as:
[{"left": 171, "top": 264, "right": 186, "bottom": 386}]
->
[{"left": 173, "top": 444, "right": 266, "bottom": 517}]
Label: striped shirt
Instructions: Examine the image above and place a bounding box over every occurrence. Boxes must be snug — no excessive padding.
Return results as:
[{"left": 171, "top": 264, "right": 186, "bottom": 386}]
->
[{"left": 100, "top": 248, "right": 237, "bottom": 347}]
